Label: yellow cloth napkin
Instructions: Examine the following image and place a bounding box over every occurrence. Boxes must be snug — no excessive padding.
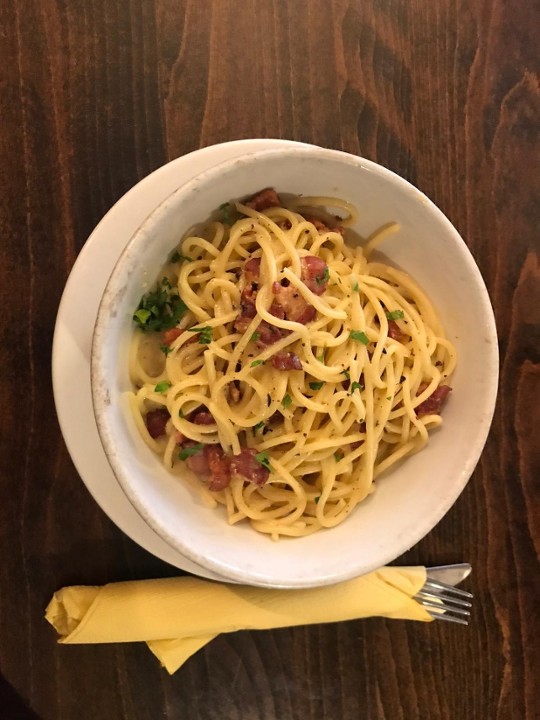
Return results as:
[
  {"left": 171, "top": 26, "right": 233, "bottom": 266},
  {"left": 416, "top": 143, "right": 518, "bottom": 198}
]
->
[{"left": 45, "top": 567, "right": 431, "bottom": 674}]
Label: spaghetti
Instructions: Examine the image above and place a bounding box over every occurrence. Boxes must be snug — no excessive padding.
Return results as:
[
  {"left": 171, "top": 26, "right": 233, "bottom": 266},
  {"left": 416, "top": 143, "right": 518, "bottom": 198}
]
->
[{"left": 128, "top": 189, "right": 456, "bottom": 539}]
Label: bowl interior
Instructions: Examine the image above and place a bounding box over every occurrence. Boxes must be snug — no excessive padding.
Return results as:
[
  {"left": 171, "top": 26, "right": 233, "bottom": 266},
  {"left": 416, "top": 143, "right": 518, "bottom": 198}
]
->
[{"left": 92, "top": 147, "right": 498, "bottom": 588}]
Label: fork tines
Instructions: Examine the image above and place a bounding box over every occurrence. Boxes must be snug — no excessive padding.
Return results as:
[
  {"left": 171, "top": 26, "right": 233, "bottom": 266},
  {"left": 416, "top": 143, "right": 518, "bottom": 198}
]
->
[{"left": 416, "top": 578, "right": 473, "bottom": 626}]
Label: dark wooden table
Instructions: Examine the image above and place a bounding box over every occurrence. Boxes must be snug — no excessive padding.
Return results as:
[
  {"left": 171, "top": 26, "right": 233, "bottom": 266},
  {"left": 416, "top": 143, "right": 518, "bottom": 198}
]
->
[{"left": 1, "top": 1, "right": 538, "bottom": 718}]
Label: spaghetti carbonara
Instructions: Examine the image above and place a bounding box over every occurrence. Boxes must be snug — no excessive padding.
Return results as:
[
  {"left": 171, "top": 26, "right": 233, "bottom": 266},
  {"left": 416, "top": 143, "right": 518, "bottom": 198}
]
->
[{"left": 129, "top": 189, "right": 456, "bottom": 539}]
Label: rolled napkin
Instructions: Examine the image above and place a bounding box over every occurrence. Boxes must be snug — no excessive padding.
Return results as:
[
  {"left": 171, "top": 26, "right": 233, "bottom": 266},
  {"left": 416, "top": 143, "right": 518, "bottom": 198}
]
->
[{"left": 45, "top": 566, "right": 432, "bottom": 673}]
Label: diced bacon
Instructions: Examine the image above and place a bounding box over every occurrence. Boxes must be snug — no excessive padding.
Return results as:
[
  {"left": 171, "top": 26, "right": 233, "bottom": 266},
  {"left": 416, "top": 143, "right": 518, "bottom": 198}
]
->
[
  {"left": 271, "top": 281, "right": 317, "bottom": 324},
  {"left": 174, "top": 431, "right": 185, "bottom": 445},
  {"left": 387, "top": 320, "right": 407, "bottom": 342},
  {"left": 184, "top": 442, "right": 210, "bottom": 474},
  {"left": 192, "top": 410, "right": 215, "bottom": 425},
  {"left": 244, "top": 257, "right": 261, "bottom": 284},
  {"left": 205, "top": 446, "right": 232, "bottom": 491},
  {"left": 145, "top": 409, "right": 170, "bottom": 439},
  {"left": 244, "top": 188, "right": 281, "bottom": 211},
  {"left": 415, "top": 384, "right": 452, "bottom": 417},
  {"left": 229, "top": 382, "right": 241, "bottom": 403},
  {"left": 230, "top": 448, "right": 269, "bottom": 486},
  {"left": 234, "top": 284, "right": 258, "bottom": 333},
  {"left": 256, "top": 320, "right": 285, "bottom": 348},
  {"left": 301, "top": 256, "right": 328, "bottom": 295},
  {"left": 271, "top": 352, "right": 302, "bottom": 370},
  {"left": 304, "top": 216, "right": 345, "bottom": 235},
  {"left": 162, "top": 327, "right": 184, "bottom": 345}
]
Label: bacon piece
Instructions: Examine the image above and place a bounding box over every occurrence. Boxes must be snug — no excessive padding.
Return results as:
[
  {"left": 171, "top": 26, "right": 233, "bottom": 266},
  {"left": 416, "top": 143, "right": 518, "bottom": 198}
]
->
[
  {"left": 387, "top": 320, "right": 407, "bottom": 343},
  {"left": 145, "top": 408, "right": 170, "bottom": 439},
  {"left": 205, "top": 446, "right": 232, "bottom": 491},
  {"left": 230, "top": 448, "right": 269, "bottom": 486},
  {"left": 304, "top": 216, "right": 345, "bottom": 235},
  {"left": 301, "top": 256, "right": 328, "bottom": 295},
  {"left": 234, "top": 284, "right": 258, "bottom": 333},
  {"left": 415, "top": 384, "right": 452, "bottom": 417},
  {"left": 192, "top": 410, "right": 215, "bottom": 425},
  {"left": 174, "top": 431, "right": 185, "bottom": 445},
  {"left": 256, "top": 320, "right": 285, "bottom": 348},
  {"left": 162, "top": 327, "right": 184, "bottom": 345},
  {"left": 183, "top": 442, "right": 210, "bottom": 474},
  {"left": 244, "top": 188, "right": 281, "bottom": 211},
  {"left": 244, "top": 257, "right": 261, "bottom": 284},
  {"left": 229, "top": 382, "right": 241, "bottom": 403},
  {"left": 271, "top": 352, "right": 302, "bottom": 370},
  {"left": 271, "top": 281, "right": 317, "bottom": 324}
]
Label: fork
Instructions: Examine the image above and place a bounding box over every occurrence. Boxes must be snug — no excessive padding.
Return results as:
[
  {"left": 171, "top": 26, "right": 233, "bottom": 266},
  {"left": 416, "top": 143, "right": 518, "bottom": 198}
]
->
[{"left": 415, "top": 577, "right": 473, "bottom": 625}]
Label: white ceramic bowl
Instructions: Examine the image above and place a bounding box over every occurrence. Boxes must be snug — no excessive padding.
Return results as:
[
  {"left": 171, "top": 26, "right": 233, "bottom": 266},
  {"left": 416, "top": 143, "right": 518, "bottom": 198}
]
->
[{"left": 91, "top": 146, "right": 498, "bottom": 588}]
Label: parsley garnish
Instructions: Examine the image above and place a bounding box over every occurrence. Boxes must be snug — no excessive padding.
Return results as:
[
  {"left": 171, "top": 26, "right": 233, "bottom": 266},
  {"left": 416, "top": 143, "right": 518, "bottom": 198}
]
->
[
  {"left": 350, "top": 381, "right": 363, "bottom": 394},
  {"left": 309, "top": 381, "right": 325, "bottom": 391},
  {"left": 282, "top": 394, "right": 292, "bottom": 408},
  {"left": 160, "top": 344, "right": 172, "bottom": 355},
  {"left": 350, "top": 330, "right": 369, "bottom": 345},
  {"left": 253, "top": 421, "right": 265, "bottom": 434},
  {"left": 188, "top": 326, "right": 213, "bottom": 344},
  {"left": 386, "top": 310, "right": 404, "bottom": 321},
  {"left": 133, "top": 278, "right": 188, "bottom": 332},
  {"left": 178, "top": 409, "right": 185, "bottom": 418},
  {"left": 154, "top": 381, "right": 171, "bottom": 393},
  {"left": 219, "top": 202, "right": 232, "bottom": 224},
  {"left": 255, "top": 450, "right": 272, "bottom": 471},
  {"left": 250, "top": 359, "right": 265, "bottom": 368},
  {"left": 334, "top": 451, "right": 343, "bottom": 461},
  {"left": 387, "top": 396, "right": 392, "bottom": 400},
  {"left": 343, "top": 370, "right": 350, "bottom": 379},
  {"left": 178, "top": 443, "right": 204, "bottom": 460},
  {"left": 317, "top": 350, "right": 325, "bottom": 364},
  {"left": 314, "top": 495, "right": 321, "bottom": 504},
  {"left": 250, "top": 331, "right": 261, "bottom": 342},
  {"left": 316, "top": 266, "right": 330, "bottom": 285},
  {"left": 170, "top": 250, "right": 192, "bottom": 263},
  {"left": 352, "top": 281, "right": 360, "bottom": 292}
]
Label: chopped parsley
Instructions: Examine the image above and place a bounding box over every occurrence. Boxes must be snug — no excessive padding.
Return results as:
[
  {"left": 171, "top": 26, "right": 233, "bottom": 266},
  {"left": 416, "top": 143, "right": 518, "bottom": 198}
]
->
[
  {"left": 350, "top": 381, "right": 363, "bottom": 394},
  {"left": 187, "top": 326, "right": 213, "bottom": 344},
  {"left": 387, "top": 396, "right": 392, "bottom": 400},
  {"left": 219, "top": 202, "right": 232, "bottom": 224},
  {"left": 178, "top": 409, "right": 185, "bottom": 418},
  {"left": 170, "top": 250, "right": 192, "bottom": 263},
  {"left": 314, "top": 495, "right": 321, "bottom": 504},
  {"left": 352, "top": 281, "right": 360, "bottom": 292},
  {"left": 160, "top": 344, "right": 172, "bottom": 355},
  {"left": 334, "top": 451, "right": 344, "bottom": 462},
  {"left": 317, "top": 350, "right": 325, "bottom": 364},
  {"left": 309, "top": 381, "right": 325, "bottom": 391},
  {"left": 253, "top": 421, "right": 265, "bottom": 434},
  {"left": 255, "top": 450, "right": 272, "bottom": 471},
  {"left": 282, "top": 394, "right": 292, "bottom": 409},
  {"left": 386, "top": 310, "right": 405, "bottom": 321},
  {"left": 133, "top": 278, "right": 188, "bottom": 332},
  {"left": 178, "top": 443, "right": 204, "bottom": 460},
  {"left": 250, "top": 359, "right": 265, "bottom": 368},
  {"left": 316, "top": 266, "right": 330, "bottom": 285},
  {"left": 250, "top": 331, "right": 261, "bottom": 342},
  {"left": 350, "top": 330, "right": 369, "bottom": 345},
  {"left": 343, "top": 370, "right": 350, "bottom": 380},
  {"left": 154, "top": 381, "right": 171, "bottom": 393}
]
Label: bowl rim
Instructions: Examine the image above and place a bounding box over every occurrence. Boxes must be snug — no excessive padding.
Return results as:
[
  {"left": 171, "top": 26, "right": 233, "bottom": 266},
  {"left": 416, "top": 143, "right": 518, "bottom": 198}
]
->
[{"left": 91, "top": 145, "right": 499, "bottom": 587}]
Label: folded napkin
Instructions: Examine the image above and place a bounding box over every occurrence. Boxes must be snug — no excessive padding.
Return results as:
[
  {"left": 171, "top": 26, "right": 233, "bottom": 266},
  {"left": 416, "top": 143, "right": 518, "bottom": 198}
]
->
[{"left": 45, "top": 566, "right": 432, "bottom": 673}]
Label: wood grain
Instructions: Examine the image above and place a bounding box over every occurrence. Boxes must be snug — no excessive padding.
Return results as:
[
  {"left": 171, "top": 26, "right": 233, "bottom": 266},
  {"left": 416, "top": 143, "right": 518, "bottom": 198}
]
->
[{"left": 0, "top": 1, "right": 538, "bottom": 718}]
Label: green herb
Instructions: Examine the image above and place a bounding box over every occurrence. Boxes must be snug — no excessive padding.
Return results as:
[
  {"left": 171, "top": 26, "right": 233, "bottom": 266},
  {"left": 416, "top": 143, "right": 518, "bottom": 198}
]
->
[
  {"left": 188, "top": 326, "right": 213, "bottom": 344},
  {"left": 154, "top": 381, "right": 171, "bottom": 393},
  {"left": 314, "top": 495, "right": 321, "bottom": 504},
  {"left": 160, "top": 344, "right": 172, "bottom": 356},
  {"left": 255, "top": 450, "right": 272, "bottom": 471},
  {"left": 170, "top": 250, "right": 192, "bottom": 263},
  {"left": 178, "top": 443, "right": 204, "bottom": 460},
  {"left": 316, "top": 266, "right": 330, "bottom": 285},
  {"left": 387, "top": 396, "right": 392, "bottom": 400},
  {"left": 352, "top": 281, "right": 360, "bottom": 292},
  {"left": 350, "top": 330, "right": 369, "bottom": 345},
  {"left": 386, "top": 310, "right": 404, "bottom": 321},
  {"left": 219, "top": 202, "right": 232, "bottom": 224},
  {"left": 343, "top": 370, "right": 350, "bottom": 379},
  {"left": 282, "top": 394, "right": 292, "bottom": 409},
  {"left": 350, "top": 381, "right": 363, "bottom": 394},
  {"left": 250, "top": 359, "right": 265, "bottom": 368},
  {"left": 250, "top": 331, "right": 261, "bottom": 342},
  {"left": 309, "top": 381, "right": 325, "bottom": 391},
  {"left": 334, "top": 451, "right": 343, "bottom": 462},
  {"left": 133, "top": 278, "right": 188, "bottom": 332},
  {"left": 178, "top": 409, "right": 185, "bottom": 419},
  {"left": 253, "top": 421, "right": 265, "bottom": 434},
  {"left": 317, "top": 350, "right": 325, "bottom": 364}
]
